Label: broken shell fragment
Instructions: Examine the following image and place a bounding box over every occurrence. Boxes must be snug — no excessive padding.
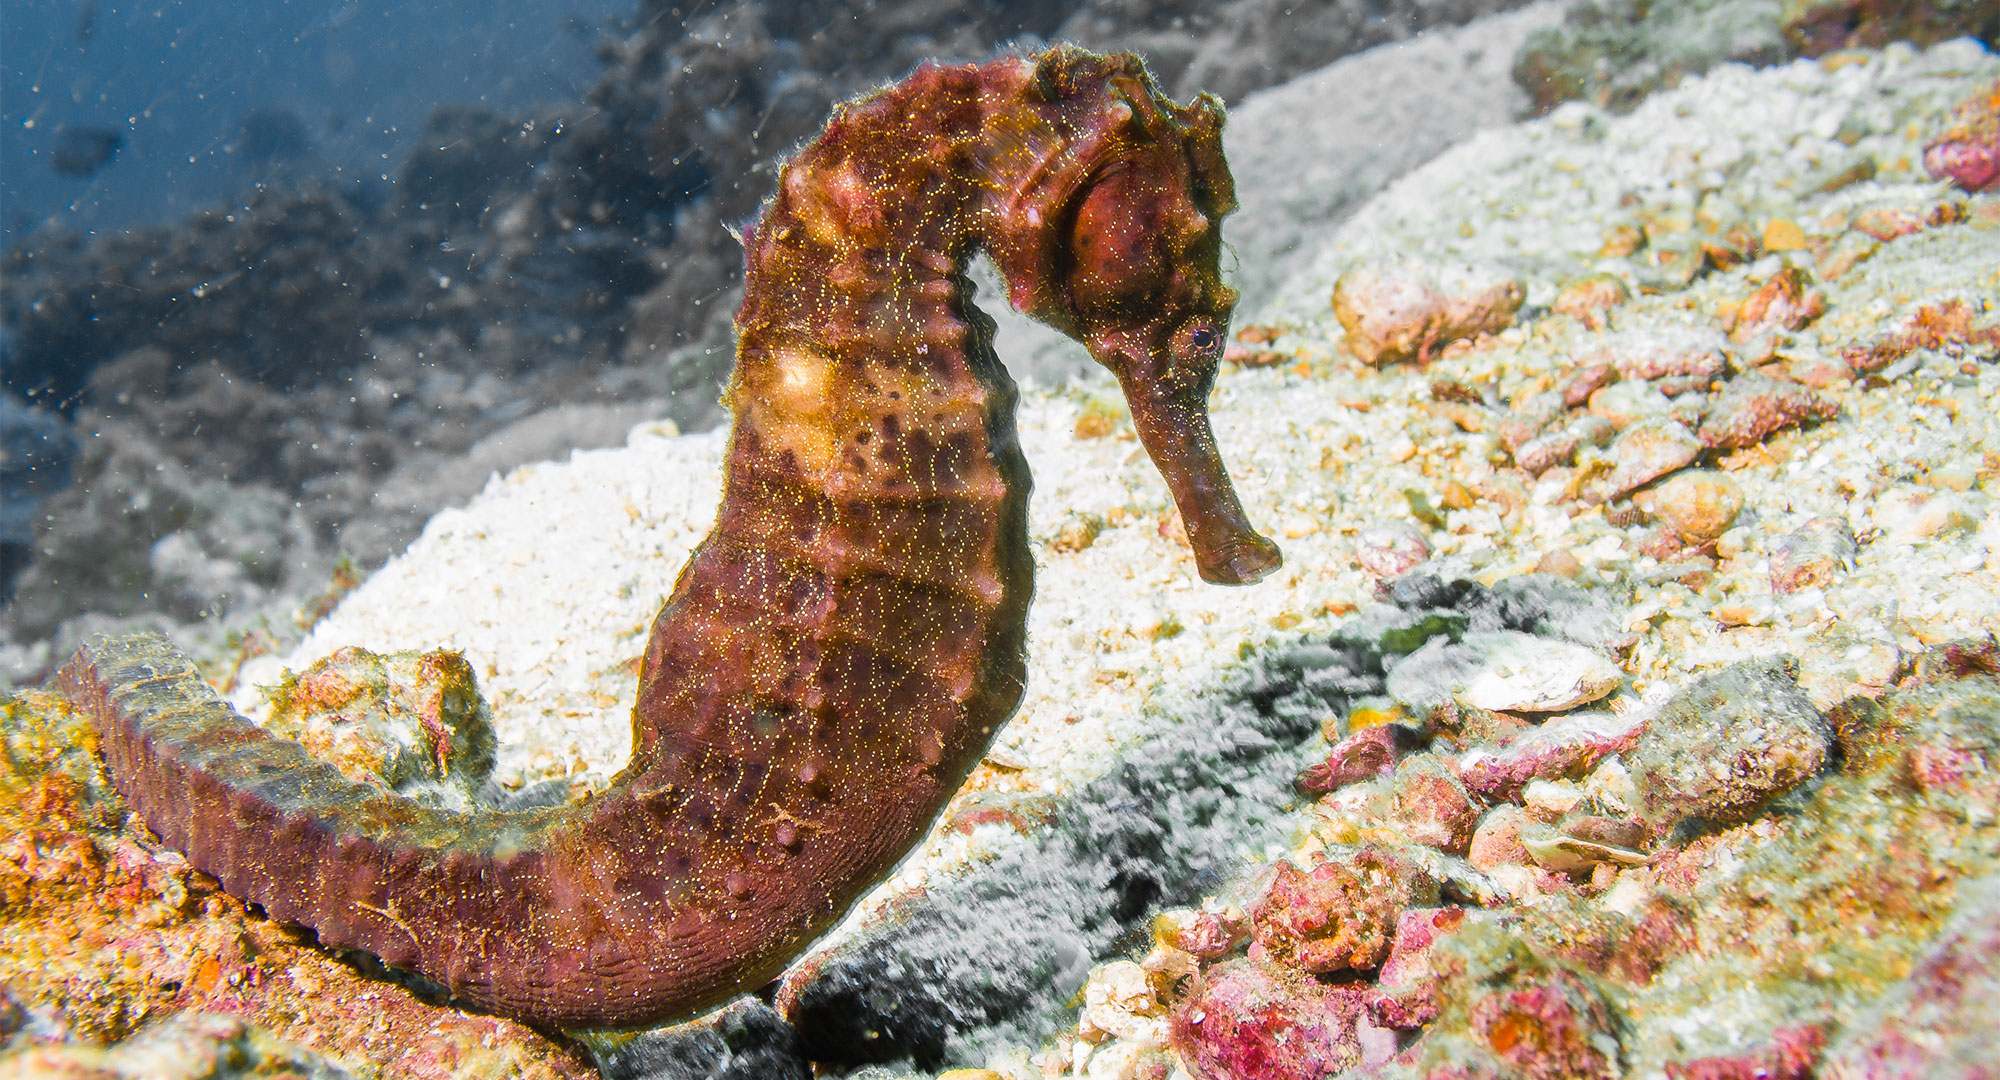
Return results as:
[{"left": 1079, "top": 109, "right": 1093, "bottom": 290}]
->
[
  {"left": 1560, "top": 813, "right": 1649, "bottom": 850},
  {"left": 1460, "top": 633, "right": 1625, "bottom": 713},
  {"left": 1519, "top": 824, "right": 1652, "bottom": 873},
  {"left": 1354, "top": 522, "right": 1431, "bottom": 579}
]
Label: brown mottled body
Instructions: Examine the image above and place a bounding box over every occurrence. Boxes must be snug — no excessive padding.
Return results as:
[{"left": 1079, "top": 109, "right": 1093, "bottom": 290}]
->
[{"left": 58, "top": 48, "right": 1278, "bottom": 1030}]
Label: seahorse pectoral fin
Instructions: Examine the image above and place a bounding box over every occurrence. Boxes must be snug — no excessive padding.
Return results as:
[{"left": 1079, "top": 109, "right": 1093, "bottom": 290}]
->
[{"left": 1118, "top": 375, "right": 1281, "bottom": 586}]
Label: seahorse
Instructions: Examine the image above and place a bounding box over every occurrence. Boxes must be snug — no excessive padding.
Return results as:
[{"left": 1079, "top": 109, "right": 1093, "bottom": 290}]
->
[{"left": 56, "top": 47, "right": 1280, "bottom": 1030}]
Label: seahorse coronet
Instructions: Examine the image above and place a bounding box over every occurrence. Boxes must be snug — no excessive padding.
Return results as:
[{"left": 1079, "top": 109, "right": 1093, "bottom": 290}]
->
[{"left": 57, "top": 46, "right": 1280, "bottom": 1031}]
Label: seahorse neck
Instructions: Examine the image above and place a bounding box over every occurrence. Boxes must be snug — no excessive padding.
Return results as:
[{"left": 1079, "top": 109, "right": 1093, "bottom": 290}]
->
[{"left": 717, "top": 58, "right": 1067, "bottom": 490}]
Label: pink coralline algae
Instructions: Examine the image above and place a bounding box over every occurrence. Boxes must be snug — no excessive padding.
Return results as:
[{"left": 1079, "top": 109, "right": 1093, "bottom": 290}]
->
[
  {"left": 1170, "top": 959, "right": 1372, "bottom": 1080},
  {"left": 1386, "top": 755, "right": 1482, "bottom": 854},
  {"left": 1371, "top": 907, "right": 1473, "bottom": 1030},
  {"left": 1159, "top": 908, "right": 1253, "bottom": 961},
  {"left": 1250, "top": 847, "right": 1438, "bottom": 975},
  {"left": 1468, "top": 969, "right": 1623, "bottom": 1080},
  {"left": 1298, "top": 724, "right": 1427, "bottom": 793},
  {"left": 1459, "top": 709, "right": 1648, "bottom": 802},
  {"left": 1665, "top": 1024, "right": 1826, "bottom": 1080},
  {"left": 1923, "top": 79, "right": 2000, "bottom": 193}
]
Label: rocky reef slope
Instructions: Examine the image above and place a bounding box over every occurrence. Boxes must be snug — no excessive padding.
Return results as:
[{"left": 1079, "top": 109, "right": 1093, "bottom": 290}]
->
[{"left": 4, "top": 21, "right": 1999, "bottom": 1080}]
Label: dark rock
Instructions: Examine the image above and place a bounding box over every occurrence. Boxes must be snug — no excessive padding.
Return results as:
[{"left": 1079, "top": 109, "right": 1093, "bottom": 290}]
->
[
  {"left": 596, "top": 1000, "right": 811, "bottom": 1080},
  {"left": 1628, "top": 656, "right": 1831, "bottom": 838}
]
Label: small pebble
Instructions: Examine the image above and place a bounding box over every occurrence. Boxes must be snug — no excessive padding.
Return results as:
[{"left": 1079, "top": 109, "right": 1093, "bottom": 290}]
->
[
  {"left": 1562, "top": 363, "right": 1620, "bottom": 409},
  {"left": 1587, "top": 381, "right": 1674, "bottom": 430},
  {"left": 1459, "top": 708, "right": 1647, "bottom": 801},
  {"left": 1768, "top": 515, "right": 1856, "bottom": 594},
  {"left": 1594, "top": 421, "right": 1701, "bottom": 502},
  {"left": 1588, "top": 326, "right": 1731, "bottom": 381},
  {"left": 1522, "top": 779, "right": 1589, "bottom": 822},
  {"left": 1550, "top": 274, "right": 1630, "bottom": 330},
  {"left": 1762, "top": 217, "right": 1809, "bottom": 251},
  {"left": 1515, "top": 428, "right": 1581, "bottom": 476},
  {"left": 1081, "top": 961, "right": 1164, "bottom": 1042},
  {"left": 1534, "top": 548, "right": 1584, "bottom": 577},
  {"left": 1386, "top": 755, "right": 1481, "bottom": 854},
  {"left": 1331, "top": 261, "right": 1524, "bottom": 366},
  {"left": 1698, "top": 374, "right": 1838, "bottom": 449},
  {"left": 1050, "top": 513, "right": 1103, "bottom": 553},
  {"left": 1468, "top": 805, "right": 1534, "bottom": 871},
  {"left": 1297, "top": 724, "right": 1425, "bottom": 794},
  {"left": 1154, "top": 908, "right": 1249, "bottom": 962},
  {"left": 1646, "top": 469, "right": 1743, "bottom": 542},
  {"left": 1727, "top": 264, "right": 1826, "bottom": 342}
]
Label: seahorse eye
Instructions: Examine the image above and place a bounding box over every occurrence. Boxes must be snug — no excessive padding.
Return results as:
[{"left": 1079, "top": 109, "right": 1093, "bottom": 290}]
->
[{"left": 1188, "top": 324, "right": 1220, "bottom": 356}]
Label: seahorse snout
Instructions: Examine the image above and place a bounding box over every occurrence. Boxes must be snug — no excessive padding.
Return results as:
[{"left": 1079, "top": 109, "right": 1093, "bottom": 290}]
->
[
  {"left": 1195, "top": 527, "right": 1283, "bottom": 586},
  {"left": 1118, "top": 376, "right": 1282, "bottom": 587}
]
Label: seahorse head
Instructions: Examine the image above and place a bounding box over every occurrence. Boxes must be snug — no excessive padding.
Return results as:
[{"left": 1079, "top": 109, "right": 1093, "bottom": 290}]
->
[{"left": 1033, "top": 51, "right": 1280, "bottom": 585}]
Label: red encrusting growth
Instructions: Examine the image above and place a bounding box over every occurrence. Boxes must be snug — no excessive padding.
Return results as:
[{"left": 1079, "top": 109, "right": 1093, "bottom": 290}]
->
[{"left": 57, "top": 47, "right": 1279, "bottom": 1030}]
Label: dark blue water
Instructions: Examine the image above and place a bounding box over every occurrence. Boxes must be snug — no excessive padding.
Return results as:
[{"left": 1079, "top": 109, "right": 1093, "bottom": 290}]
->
[{"left": 2, "top": 0, "right": 633, "bottom": 245}]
